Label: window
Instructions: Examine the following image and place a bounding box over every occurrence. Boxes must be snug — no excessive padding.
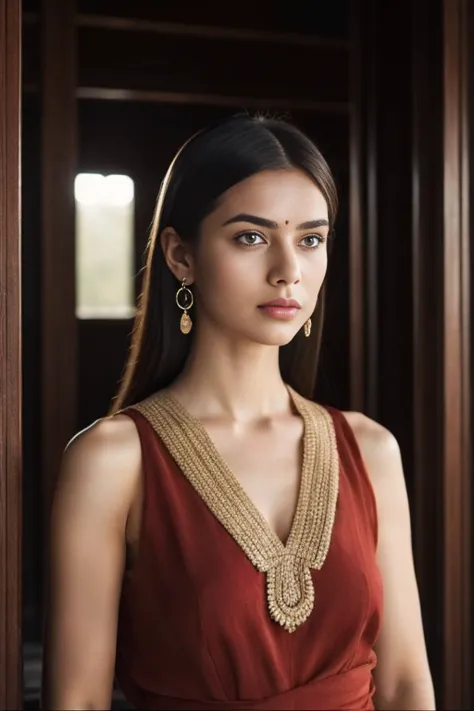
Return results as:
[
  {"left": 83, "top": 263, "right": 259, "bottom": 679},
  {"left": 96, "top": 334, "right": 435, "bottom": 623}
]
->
[{"left": 75, "top": 173, "right": 136, "bottom": 319}]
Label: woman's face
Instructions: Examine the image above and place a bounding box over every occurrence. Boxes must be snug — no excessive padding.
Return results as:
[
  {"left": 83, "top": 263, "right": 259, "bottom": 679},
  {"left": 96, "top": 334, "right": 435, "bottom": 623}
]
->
[{"left": 175, "top": 168, "right": 330, "bottom": 347}]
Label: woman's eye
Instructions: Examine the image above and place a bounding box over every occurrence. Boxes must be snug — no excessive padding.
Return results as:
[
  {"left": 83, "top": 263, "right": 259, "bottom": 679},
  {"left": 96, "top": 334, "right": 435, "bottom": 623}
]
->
[
  {"left": 236, "top": 231, "right": 265, "bottom": 246},
  {"left": 235, "top": 232, "right": 324, "bottom": 248},
  {"left": 301, "top": 235, "right": 324, "bottom": 248}
]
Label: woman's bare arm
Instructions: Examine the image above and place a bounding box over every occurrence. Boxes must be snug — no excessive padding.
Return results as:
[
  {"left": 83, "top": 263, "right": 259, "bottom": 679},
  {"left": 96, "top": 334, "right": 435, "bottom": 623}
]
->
[
  {"left": 346, "top": 412, "right": 435, "bottom": 711},
  {"left": 41, "top": 414, "right": 141, "bottom": 710}
]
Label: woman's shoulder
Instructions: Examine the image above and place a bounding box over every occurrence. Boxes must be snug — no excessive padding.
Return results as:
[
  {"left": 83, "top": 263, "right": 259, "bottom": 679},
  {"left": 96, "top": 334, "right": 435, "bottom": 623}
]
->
[
  {"left": 65, "top": 412, "right": 141, "bottom": 464},
  {"left": 337, "top": 410, "right": 403, "bottom": 507},
  {"left": 56, "top": 413, "right": 142, "bottom": 521},
  {"left": 340, "top": 410, "right": 399, "bottom": 463}
]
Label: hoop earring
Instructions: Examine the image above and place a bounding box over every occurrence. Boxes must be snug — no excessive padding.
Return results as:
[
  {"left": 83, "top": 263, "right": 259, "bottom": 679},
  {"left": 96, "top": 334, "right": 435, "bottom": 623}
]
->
[
  {"left": 176, "top": 277, "right": 194, "bottom": 334},
  {"left": 304, "top": 318, "right": 312, "bottom": 338}
]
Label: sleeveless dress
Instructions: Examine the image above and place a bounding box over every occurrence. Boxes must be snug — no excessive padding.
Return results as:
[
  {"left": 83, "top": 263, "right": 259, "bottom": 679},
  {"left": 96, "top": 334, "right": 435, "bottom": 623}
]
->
[{"left": 114, "top": 389, "right": 383, "bottom": 710}]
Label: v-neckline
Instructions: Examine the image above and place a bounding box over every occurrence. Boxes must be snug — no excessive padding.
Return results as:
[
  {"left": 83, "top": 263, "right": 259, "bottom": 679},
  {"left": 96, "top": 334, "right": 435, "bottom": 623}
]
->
[
  {"left": 162, "top": 384, "right": 310, "bottom": 552},
  {"left": 129, "top": 383, "right": 340, "bottom": 632}
]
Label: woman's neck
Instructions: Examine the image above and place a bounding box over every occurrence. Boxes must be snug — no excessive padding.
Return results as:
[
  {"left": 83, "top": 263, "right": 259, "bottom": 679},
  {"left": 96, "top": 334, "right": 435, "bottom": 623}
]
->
[{"left": 166, "top": 331, "right": 291, "bottom": 424}]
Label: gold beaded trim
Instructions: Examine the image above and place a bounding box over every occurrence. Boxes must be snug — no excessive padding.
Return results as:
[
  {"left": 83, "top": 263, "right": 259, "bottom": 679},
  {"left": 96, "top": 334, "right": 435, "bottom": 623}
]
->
[{"left": 129, "top": 385, "right": 339, "bottom": 633}]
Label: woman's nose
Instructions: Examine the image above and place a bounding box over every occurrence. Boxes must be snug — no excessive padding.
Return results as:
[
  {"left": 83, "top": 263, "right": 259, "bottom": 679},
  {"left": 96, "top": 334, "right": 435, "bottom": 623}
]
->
[{"left": 268, "top": 246, "right": 302, "bottom": 286}]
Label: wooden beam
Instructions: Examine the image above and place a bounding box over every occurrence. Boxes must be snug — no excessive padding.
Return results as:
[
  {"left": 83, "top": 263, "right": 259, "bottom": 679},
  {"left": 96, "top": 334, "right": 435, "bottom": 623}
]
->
[
  {"left": 0, "top": 0, "right": 22, "bottom": 708},
  {"left": 76, "top": 87, "right": 349, "bottom": 113},
  {"left": 41, "top": 0, "right": 77, "bottom": 515},
  {"left": 76, "top": 13, "right": 350, "bottom": 49}
]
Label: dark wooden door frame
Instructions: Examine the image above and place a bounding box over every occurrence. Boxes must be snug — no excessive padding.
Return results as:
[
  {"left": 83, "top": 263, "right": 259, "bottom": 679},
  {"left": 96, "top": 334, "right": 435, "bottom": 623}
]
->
[{"left": 0, "top": 0, "right": 22, "bottom": 708}]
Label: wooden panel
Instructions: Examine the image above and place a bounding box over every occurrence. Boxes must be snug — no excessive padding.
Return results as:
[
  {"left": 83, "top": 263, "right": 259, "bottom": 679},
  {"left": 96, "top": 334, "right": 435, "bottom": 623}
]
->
[
  {"left": 77, "top": 0, "right": 350, "bottom": 38},
  {"left": 78, "top": 26, "right": 349, "bottom": 104},
  {"left": 41, "top": 0, "right": 78, "bottom": 517},
  {"left": 443, "top": 0, "right": 472, "bottom": 706},
  {"left": 0, "top": 0, "right": 22, "bottom": 708}
]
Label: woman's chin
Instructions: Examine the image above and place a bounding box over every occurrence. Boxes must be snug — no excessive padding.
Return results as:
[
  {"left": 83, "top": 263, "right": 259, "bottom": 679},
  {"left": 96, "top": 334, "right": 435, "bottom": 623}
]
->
[
  {"left": 253, "top": 325, "right": 302, "bottom": 347},
  {"left": 214, "top": 319, "right": 303, "bottom": 346}
]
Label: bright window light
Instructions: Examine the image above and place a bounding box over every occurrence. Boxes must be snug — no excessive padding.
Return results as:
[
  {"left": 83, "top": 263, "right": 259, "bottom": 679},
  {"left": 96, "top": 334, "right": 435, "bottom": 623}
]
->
[
  {"left": 74, "top": 173, "right": 134, "bottom": 206},
  {"left": 75, "top": 173, "right": 136, "bottom": 319}
]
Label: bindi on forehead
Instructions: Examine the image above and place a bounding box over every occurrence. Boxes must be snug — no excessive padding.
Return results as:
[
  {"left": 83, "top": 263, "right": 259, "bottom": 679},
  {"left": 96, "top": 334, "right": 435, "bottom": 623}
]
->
[{"left": 285, "top": 220, "right": 289, "bottom": 225}]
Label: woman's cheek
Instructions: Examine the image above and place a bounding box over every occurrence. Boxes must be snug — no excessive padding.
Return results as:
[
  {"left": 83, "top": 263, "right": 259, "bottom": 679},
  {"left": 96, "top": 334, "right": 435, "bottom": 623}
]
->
[{"left": 199, "top": 248, "right": 256, "bottom": 291}]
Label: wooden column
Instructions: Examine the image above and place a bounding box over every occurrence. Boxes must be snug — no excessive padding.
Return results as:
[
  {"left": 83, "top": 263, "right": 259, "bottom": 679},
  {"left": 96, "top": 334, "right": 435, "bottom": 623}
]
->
[
  {"left": 443, "top": 0, "right": 472, "bottom": 706},
  {"left": 41, "top": 0, "right": 77, "bottom": 517},
  {"left": 0, "top": 0, "right": 22, "bottom": 708}
]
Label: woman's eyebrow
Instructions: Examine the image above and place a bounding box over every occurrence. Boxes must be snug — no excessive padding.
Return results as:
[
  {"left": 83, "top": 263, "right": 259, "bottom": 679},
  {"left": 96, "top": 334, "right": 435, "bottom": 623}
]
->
[{"left": 222, "top": 213, "right": 329, "bottom": 230}]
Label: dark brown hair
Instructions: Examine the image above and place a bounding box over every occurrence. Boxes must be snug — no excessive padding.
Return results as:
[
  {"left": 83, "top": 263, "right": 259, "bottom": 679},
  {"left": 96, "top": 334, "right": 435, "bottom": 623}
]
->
[{"left": 109, "top": 114, "right": 338, "bottom": 414}]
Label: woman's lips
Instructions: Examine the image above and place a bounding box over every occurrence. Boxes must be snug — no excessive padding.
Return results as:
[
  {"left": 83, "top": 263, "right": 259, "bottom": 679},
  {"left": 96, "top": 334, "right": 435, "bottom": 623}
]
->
[{"left": 257, "top": 305, "right": 300, "bottom": 319}]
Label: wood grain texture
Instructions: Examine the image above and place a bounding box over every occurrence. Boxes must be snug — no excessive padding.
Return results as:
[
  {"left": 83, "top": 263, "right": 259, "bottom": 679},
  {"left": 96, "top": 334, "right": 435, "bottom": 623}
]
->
[
  {"left": 443, "top": 0, "right": 472, "bottom": 706},
  {"left": 0, "top": 0, "right": 22, "bottom": 708}
]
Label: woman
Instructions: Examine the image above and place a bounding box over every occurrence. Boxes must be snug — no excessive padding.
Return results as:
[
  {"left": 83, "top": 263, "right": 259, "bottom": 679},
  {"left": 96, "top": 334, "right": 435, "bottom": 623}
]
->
[{"left": 42, "top": 114, "right": 435, "bottom": 710}]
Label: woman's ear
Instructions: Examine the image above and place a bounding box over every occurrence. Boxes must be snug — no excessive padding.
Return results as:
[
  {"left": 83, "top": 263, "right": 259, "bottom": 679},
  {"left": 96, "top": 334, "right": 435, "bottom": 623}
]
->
[{"left": 160, "top": 227, "right": 195, "bottom": 284}]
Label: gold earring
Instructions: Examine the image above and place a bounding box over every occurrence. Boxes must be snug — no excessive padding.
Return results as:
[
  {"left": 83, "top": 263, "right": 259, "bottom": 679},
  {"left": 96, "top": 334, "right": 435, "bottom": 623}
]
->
[
  {"left": 304, "top": 318, "right": 312, "bottom": 338},
  {"left": 176, "top": 277, "right": 194, "bottom": 334}
]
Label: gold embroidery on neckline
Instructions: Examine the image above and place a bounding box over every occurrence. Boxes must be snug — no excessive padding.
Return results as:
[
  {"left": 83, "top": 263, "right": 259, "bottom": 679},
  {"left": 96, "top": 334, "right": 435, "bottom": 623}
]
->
[{"left": 129, "top": 385, "right": 339, "bottom": 633}]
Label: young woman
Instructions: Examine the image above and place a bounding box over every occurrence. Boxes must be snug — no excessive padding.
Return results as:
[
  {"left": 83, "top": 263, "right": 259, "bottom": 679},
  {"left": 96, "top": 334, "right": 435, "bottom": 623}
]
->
[{"left": 42, "top": 114, "right": 435, "bottom": 710}]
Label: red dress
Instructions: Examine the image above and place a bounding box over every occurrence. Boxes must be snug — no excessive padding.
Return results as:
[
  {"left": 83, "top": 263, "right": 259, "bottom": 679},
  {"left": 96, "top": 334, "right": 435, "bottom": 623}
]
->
[{"left": 115, "top": 395, "right": 383, "bottom": 710}]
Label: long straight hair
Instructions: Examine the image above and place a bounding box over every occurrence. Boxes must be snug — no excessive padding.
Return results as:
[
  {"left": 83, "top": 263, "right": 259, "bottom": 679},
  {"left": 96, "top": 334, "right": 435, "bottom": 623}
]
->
[{"left": 109, "top": 114, "right": 338, "bottom": 414}]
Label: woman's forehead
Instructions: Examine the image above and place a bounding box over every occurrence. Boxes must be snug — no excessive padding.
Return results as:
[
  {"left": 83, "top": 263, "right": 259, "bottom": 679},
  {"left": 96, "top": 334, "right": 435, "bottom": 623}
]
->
[{"left": 211, "top": 170, "right": 329, "bottom": 224}]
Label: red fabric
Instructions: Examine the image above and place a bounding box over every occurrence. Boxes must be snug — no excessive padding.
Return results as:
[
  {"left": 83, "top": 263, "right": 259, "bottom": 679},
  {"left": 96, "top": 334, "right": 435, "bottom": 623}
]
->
[{"left": 115, "top": 405, "right": 383, "bottom": 710}]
